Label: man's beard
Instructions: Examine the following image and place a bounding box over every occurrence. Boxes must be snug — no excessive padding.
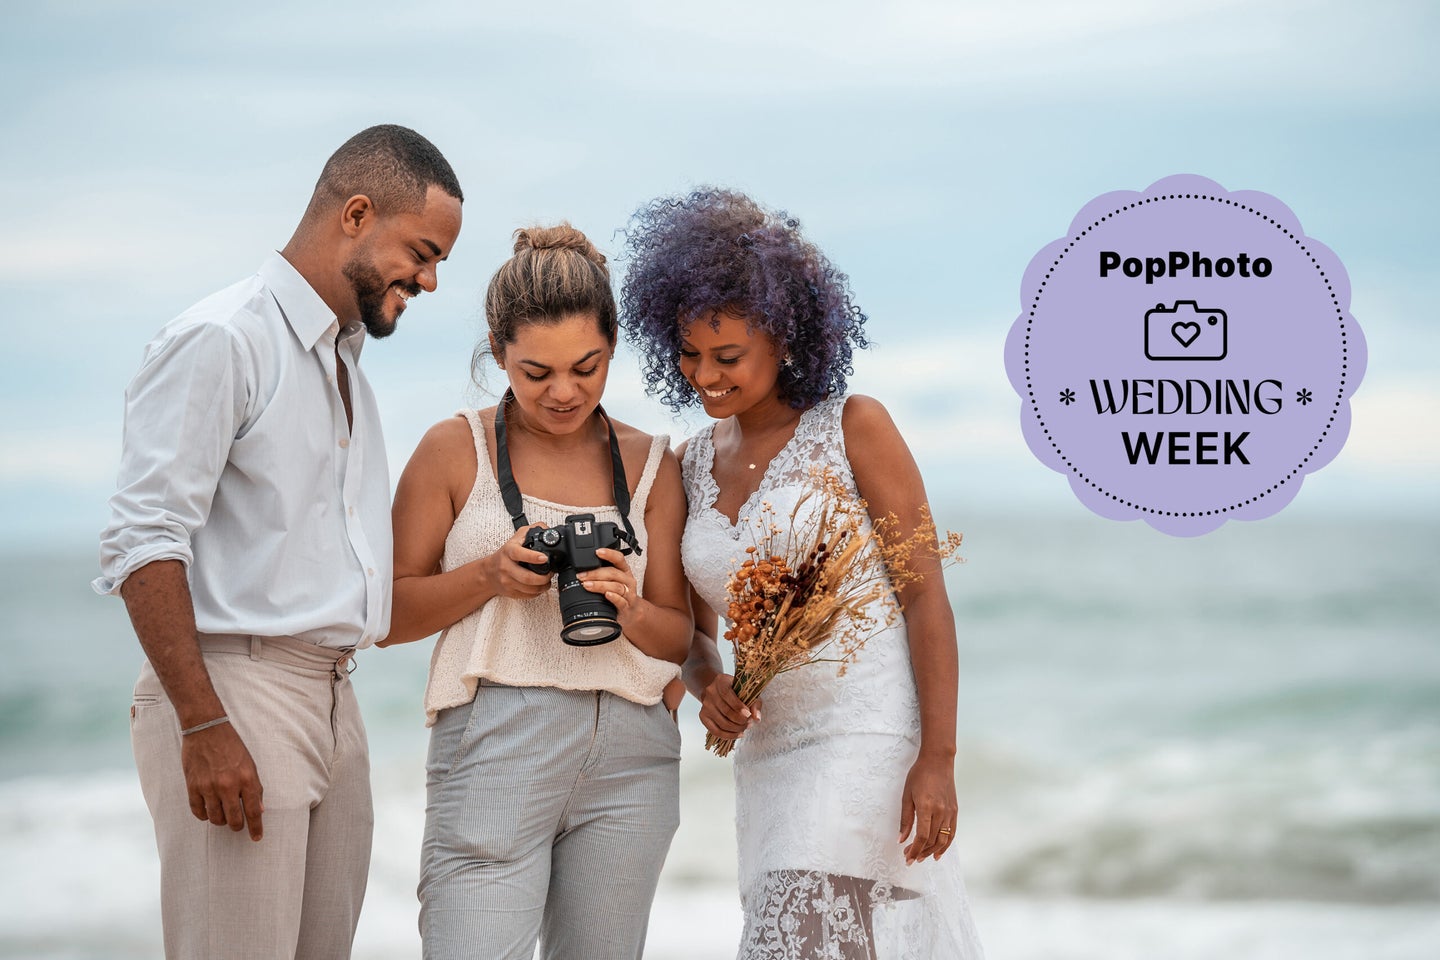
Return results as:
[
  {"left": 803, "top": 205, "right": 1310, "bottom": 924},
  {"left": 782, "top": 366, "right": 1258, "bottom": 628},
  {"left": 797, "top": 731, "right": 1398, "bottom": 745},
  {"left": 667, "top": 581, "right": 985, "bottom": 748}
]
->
[{"left": 342, "top": 254, "right": 416, "bottom": 339}]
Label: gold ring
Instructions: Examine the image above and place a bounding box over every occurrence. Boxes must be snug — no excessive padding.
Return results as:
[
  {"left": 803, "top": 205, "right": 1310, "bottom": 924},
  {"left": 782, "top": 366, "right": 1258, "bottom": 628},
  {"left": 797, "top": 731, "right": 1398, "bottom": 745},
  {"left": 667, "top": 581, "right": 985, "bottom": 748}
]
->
[
  {"left": 622, "top": 584, "right": 629, "bottom": 597},
  {"left": 938, "top": 828, "right": 953, "bottom": 836}
]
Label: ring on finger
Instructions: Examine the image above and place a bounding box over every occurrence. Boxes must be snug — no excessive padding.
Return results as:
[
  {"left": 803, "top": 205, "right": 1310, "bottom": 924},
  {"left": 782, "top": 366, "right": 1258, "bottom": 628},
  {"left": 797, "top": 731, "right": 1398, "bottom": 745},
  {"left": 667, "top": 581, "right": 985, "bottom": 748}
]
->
[{"left": 938, "top": 827, "right": 953, "bottom": 836}]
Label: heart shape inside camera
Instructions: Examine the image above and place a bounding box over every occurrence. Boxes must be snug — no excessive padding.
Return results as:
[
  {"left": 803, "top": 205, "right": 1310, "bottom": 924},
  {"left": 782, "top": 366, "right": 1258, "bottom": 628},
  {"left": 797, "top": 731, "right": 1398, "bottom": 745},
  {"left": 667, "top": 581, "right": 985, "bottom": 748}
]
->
[{"left": 1171, "top": 321, "right": 1201, "bottom": 347}]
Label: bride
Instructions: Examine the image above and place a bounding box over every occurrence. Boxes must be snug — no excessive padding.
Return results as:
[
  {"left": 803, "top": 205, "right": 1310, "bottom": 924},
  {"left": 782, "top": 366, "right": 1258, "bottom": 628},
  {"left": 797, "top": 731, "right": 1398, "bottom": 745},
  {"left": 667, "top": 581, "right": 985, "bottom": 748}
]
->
[{"left": 621, "top": 189, "right": 985, "bottom": 958}]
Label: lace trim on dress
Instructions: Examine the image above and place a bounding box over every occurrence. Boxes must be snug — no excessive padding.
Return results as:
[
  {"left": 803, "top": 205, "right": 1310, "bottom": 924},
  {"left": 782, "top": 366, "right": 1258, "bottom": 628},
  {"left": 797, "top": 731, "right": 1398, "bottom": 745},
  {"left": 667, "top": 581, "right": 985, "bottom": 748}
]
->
[
  {"left": 739, "top": 870, "right": 923, "bottom": 960},
  {"left": 687, "top": 396, "right": 851, "bottom": 536}
]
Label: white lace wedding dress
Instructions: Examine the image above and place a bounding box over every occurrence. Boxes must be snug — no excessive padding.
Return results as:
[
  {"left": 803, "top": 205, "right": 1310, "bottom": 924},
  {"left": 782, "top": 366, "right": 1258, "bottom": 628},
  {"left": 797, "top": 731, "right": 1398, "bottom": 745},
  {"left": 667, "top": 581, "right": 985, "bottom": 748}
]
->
[{"left": 680, "top": 395, "right": 985, "bottom": 960}]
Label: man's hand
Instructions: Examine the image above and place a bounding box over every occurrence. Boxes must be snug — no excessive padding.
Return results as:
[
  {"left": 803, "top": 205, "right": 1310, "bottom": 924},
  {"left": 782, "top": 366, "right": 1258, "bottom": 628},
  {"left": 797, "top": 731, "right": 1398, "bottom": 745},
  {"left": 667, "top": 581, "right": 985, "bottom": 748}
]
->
[
  {"left": 120, "top": 560, "right": 265, "bottom": 840},
  {"left": 182, "top": 721, "right": 265, "bottom": 841}
]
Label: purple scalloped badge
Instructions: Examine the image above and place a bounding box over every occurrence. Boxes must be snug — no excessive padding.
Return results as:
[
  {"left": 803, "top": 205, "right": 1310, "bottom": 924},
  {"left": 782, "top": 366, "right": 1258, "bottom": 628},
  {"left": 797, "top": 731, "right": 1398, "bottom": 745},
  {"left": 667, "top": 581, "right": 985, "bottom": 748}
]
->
[{"left": 1004, "top": 175, "right": 1366, "bottom": 536}]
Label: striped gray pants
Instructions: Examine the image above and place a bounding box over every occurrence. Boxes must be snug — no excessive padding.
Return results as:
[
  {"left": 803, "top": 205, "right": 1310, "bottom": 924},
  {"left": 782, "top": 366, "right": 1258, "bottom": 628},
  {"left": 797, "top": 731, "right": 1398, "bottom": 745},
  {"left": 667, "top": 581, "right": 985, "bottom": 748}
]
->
[{"left": 419, "top": 680, "right": 680, "bottom": 959}]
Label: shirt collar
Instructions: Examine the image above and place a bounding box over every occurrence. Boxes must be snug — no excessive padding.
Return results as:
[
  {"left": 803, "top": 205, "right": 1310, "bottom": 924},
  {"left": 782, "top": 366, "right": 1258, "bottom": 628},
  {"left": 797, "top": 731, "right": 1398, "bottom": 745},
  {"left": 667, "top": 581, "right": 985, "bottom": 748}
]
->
[{"left": 258, "top": 252, "right": 357, "bottom": 354}]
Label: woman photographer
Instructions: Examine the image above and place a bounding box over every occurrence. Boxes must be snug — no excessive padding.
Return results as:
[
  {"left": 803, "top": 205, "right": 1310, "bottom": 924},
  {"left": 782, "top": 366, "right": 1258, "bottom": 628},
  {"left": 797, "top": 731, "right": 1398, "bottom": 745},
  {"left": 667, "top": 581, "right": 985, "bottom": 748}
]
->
[{"left": 382, "top": 224, "right": 690, "bottom": 959}]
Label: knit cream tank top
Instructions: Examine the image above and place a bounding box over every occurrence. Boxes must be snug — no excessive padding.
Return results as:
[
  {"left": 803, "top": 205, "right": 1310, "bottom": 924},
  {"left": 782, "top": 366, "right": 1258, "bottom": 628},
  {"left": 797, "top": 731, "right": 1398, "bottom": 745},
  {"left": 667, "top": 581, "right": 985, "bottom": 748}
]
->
[{"left": 422, "top": 409, "right": 681, "bottom": 725}]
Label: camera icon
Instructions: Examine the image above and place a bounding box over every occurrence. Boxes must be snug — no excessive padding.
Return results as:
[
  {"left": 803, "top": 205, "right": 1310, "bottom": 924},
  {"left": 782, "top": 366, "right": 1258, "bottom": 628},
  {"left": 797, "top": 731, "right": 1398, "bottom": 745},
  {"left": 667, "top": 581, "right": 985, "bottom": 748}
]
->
[{"left": 1144, "top": 301, "right": 1228, "bottom": 361}]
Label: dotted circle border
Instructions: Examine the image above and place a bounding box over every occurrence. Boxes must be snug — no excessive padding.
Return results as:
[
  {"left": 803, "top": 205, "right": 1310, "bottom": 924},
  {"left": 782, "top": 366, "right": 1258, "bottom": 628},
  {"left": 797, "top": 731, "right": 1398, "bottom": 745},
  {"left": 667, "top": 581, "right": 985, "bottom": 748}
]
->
[{"left": 1022, "top": 193, "right": 1349, "bottom": 519}]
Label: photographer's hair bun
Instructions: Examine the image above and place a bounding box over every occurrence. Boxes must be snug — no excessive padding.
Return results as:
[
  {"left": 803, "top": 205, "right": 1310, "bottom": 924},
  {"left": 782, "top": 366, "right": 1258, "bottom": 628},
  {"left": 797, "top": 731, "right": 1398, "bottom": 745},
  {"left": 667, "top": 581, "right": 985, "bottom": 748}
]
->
[{"left": 513, "top": 223, "right": 606, "bottom": 268}]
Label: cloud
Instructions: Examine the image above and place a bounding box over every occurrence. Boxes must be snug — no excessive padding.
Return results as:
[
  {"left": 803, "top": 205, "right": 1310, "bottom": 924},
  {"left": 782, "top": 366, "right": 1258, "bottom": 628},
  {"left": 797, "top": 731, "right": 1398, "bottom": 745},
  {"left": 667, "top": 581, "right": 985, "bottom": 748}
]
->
[
  {"left": 0, "top": 431, "right": 120, "bottom": 486},
  {"left": 539, "top": 0, "right": 1436, "bottom": 103},
  {"left": 1345, "top": 383, "right": 1440, "bottom": 469},
  {"left": 2, "top": 0, "right": 1435, "bottom": 538}
]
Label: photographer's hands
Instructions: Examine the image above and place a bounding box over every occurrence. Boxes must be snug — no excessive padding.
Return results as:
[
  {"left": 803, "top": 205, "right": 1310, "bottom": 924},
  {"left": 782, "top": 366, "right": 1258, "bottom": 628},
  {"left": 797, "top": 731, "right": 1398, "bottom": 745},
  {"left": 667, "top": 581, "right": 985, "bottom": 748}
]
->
[
  {"left": 483, "top": 524, "right": 553, "bottom": 600},
  {"left": 577, "top": 547, "right": 641, "bottom": 615}
]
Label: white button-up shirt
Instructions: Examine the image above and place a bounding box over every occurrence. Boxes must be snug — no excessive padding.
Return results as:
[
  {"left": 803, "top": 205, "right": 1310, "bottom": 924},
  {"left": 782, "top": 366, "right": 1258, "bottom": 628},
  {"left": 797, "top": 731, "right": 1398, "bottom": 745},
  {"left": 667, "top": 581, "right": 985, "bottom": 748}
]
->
[{"left": 94, "top": 253, "right": 392, "bottom": 649}]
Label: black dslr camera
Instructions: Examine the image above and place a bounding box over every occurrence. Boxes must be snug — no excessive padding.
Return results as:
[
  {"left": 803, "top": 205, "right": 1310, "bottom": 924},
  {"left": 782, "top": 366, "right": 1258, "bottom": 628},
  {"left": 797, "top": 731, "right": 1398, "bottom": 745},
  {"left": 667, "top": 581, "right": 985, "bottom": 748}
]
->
[{"left": 521, "top": 513, "right": 634, "bottom": 646}]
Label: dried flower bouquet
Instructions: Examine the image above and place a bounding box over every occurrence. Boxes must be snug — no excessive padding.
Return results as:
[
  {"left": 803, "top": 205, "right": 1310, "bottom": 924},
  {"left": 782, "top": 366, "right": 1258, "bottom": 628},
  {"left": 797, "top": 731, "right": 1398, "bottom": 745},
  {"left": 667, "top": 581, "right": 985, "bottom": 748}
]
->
[{"left": 706, "top": 466, "right": 963, "bottom": 757}]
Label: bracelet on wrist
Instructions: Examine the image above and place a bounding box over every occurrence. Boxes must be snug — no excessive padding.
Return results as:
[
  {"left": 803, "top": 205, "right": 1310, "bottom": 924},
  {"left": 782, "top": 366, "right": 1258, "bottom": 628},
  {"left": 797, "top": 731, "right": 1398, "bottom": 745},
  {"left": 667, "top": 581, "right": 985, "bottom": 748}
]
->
[{"left": 180, "top": 715, "right": 230, "bottom": 736}]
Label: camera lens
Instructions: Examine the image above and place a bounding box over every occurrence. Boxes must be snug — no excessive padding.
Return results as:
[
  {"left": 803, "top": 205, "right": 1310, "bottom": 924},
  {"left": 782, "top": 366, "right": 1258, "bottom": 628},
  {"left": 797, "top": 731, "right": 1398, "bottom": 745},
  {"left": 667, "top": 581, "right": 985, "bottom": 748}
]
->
[
  {"left": 564, "top": 619, "right": 622, "bottom": 644},
  {"left": 556, "top": 570, "right": 622, "bottom": 646}
]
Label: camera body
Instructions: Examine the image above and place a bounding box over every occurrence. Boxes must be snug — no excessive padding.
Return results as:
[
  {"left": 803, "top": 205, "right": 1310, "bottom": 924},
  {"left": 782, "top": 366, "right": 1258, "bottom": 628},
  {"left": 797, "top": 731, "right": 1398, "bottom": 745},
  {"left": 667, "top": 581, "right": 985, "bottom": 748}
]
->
[
  {"left": 520, "top": 514, "right": 626, "bottom": 576},
  {"left": 521, "top": 513, "right": 629, "bottom": 646},
  {"left": 1144, "top": 300, "right": 1228, "bottom": 361}
]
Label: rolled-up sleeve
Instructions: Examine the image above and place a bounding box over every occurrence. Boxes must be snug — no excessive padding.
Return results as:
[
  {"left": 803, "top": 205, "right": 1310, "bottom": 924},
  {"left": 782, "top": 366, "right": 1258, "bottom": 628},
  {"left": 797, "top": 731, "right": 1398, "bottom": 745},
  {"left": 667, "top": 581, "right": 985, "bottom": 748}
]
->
[{"left": 93, "top": 321, "right": 248, "bottom": 596}]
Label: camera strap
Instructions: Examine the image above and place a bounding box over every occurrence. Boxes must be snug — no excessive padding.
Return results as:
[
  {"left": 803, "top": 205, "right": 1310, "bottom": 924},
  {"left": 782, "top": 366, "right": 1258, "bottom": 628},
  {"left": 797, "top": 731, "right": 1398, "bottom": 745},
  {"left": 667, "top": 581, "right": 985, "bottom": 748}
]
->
[{"left": 492, "top": 389, "right": 642, "bottom": 555}]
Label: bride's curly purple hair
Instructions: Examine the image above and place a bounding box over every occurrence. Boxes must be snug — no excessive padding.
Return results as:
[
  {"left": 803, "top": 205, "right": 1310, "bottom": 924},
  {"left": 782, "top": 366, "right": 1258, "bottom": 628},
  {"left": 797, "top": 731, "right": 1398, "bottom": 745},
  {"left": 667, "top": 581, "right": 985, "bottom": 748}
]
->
[{"left": 619, "top": 188, "right": 869, "bottom": 412}]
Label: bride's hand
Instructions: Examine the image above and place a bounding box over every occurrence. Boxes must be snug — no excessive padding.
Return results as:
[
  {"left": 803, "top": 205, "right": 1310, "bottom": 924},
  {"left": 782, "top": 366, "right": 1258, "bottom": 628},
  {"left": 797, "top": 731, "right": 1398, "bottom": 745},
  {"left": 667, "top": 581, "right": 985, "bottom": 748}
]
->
[
  {"left": 698, "top": 672, "right": 761, "bottom": 739},
  {"left": 898, "top": 753, "right": 958, "bottom": 864}
]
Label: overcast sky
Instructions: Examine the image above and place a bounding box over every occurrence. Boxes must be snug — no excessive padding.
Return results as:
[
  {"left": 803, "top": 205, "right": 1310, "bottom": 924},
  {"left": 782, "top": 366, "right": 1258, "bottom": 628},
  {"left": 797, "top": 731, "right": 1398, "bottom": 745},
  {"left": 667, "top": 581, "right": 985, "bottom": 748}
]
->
[{"left": 2, "top": 0, "right": 1436, "bottom": 546}]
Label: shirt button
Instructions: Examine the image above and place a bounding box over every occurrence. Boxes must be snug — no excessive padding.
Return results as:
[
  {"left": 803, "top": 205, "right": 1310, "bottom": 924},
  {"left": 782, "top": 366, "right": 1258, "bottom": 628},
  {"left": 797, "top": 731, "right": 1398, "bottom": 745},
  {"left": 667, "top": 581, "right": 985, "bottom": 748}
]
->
[
  {"left": 339, "top": 438, "right": 350, "bottom": 448},
  {"left": 348, "top": 506, "right": 355, "bottom": 516},
  {"left": 367, "top": 567, "right": 375, "bottom": 576}
]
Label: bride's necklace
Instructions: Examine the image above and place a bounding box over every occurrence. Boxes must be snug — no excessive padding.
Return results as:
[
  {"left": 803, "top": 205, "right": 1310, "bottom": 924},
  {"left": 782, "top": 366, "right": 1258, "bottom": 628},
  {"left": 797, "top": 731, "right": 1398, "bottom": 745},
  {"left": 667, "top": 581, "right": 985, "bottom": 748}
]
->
[{"left": 732, "top": 409, "right": 804, "bottom": 474}]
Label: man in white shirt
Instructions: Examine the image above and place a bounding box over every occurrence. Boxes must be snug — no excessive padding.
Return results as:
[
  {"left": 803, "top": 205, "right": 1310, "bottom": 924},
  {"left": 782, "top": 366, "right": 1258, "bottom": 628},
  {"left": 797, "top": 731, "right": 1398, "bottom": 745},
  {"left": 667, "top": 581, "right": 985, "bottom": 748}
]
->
[{"left": 95, "top": 124, "right": 463, "bottom": 959}]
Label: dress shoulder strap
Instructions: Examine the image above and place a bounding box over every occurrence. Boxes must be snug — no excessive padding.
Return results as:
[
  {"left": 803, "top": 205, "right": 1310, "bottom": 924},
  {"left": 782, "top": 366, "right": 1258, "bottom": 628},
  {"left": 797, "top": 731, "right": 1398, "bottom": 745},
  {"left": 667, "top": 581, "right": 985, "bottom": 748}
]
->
[
  {"left": 628, "top": 433, "right": 671, "bottom": 518},
  {"left": 456, "top": 408, "right": 494, "bottom": 506},
  {"left": 775, "top": 394, "right": 850, "bottom": 478},
  {"left": 679, "top": 423, "right": 710, "bottom": 478},
  {"left": 821, "top": 394, "right": 850, "bottom": 468}
]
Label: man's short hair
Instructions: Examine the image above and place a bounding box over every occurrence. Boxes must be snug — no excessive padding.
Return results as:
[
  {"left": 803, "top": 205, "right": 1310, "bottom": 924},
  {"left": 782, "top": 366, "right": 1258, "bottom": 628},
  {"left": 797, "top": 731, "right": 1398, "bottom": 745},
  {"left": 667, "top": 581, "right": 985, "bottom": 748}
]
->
[{"left": 312, "top": 124, "right": 463, "bottom": 216}]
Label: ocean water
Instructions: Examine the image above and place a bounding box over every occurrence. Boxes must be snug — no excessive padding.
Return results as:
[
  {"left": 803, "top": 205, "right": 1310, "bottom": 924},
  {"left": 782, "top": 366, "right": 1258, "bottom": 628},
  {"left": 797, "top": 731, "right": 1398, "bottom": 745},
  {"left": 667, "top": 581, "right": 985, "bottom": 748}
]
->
[{"left": 2, "top": 509, "right": 1437, "bottom": 959}]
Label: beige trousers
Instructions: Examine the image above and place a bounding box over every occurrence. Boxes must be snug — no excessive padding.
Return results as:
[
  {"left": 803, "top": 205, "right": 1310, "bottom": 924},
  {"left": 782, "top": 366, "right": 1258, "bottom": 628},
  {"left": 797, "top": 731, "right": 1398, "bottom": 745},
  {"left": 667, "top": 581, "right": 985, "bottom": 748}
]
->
[{"left": 131, "top": 634, "right": 372, "bottom": 960}]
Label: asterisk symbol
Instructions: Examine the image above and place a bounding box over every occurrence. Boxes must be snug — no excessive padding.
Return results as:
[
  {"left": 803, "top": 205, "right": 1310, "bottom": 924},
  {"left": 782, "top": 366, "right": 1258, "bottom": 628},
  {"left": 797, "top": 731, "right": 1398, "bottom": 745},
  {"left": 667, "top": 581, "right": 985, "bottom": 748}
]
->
[
  {"left": 1059, "top": 388, "right": 1076, "bottom": 406},
  {"left": 1296, "top": 388, "right": 1313, "bottom": 406}
]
